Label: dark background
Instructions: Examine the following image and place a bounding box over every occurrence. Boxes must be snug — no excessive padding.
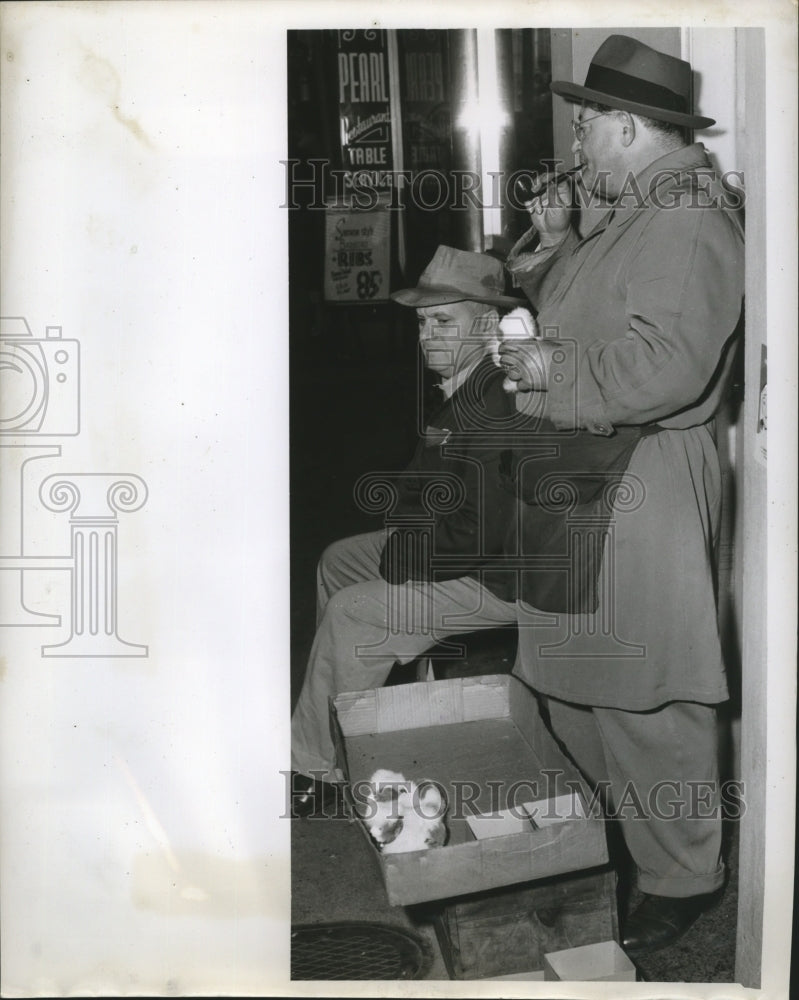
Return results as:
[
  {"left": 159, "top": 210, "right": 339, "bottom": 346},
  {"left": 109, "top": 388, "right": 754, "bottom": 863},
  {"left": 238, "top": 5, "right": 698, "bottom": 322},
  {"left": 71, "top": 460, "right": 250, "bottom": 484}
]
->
[{"left": 287, "top": 29, "right": 555, "bottom": 703}]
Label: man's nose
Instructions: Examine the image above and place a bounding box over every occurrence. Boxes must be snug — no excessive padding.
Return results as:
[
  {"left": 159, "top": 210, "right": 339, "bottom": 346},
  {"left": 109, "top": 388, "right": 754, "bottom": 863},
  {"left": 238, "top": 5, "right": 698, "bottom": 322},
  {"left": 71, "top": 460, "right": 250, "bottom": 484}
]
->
[{"left": 571, "top": 135, "right": 581, "bottom": 155}]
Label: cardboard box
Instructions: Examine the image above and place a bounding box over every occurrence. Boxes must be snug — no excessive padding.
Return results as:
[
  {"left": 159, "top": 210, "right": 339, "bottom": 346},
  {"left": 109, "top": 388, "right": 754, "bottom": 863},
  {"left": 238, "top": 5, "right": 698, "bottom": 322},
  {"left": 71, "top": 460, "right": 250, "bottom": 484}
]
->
[
  {"left": 330, "top": 674, "right": 609, "bottom": 907},
  {"left": 544, "top": 940, "right": 637, "bottom": 981}
]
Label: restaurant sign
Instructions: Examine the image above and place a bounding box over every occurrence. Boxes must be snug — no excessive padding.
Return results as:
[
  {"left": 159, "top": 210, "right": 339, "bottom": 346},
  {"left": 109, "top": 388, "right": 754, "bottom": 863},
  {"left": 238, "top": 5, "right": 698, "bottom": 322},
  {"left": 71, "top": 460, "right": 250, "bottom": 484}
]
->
[{"left": 337, "top": 30, "right": 394, "bottom": 194}]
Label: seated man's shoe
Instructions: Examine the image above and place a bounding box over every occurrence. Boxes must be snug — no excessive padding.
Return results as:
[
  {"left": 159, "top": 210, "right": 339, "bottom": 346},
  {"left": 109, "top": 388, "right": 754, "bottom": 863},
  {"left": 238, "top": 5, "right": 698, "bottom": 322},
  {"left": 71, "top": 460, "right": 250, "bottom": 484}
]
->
[
  {"left": 289, "top": 771, "right": 347, "bottom": 819},
  {"left": 622, "top": 890, "right": 722, "bottom": 953}
]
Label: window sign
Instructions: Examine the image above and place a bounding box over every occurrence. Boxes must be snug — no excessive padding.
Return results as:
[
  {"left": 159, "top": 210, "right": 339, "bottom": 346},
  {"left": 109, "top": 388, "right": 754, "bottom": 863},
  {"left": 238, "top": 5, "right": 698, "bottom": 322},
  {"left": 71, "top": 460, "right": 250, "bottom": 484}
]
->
[
  {"left": 337, "top": 30, "right": 394, "bottom": 195},
  {"left": 324, "top": 205, "right": 391, "bottom": 303}
]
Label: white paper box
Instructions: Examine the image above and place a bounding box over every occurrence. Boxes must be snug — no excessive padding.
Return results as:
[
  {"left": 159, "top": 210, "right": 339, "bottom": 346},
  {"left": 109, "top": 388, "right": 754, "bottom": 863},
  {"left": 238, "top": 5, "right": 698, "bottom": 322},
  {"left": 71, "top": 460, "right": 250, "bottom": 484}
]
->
[{"left": 543, "top": 940, "right": 637, "bottom": 981}]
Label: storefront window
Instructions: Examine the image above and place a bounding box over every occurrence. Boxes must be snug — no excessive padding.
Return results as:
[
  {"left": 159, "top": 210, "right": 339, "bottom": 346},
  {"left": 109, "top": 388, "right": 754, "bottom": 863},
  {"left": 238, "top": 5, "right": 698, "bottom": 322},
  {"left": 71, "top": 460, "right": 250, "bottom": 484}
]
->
[{"left": 286, "top": 29, "right": 555, "bottom": 346}]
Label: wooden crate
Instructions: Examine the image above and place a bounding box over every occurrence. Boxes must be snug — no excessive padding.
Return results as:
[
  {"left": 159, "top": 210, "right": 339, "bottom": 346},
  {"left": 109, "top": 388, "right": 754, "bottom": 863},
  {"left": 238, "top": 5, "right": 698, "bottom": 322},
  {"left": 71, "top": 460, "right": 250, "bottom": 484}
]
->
[
  {"left": 428, "top": 867, "right": 619, "bottom": 980},
  {"left": 330, "top": 674, "right": 609, "bottom": 907}
]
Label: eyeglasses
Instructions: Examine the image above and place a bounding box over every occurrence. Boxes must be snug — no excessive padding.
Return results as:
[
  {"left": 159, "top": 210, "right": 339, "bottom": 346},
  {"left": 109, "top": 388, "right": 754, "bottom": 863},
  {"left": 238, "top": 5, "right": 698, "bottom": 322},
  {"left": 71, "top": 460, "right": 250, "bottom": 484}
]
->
[{"left": 570, "top": 111, "right": 611, "bottom": 142}]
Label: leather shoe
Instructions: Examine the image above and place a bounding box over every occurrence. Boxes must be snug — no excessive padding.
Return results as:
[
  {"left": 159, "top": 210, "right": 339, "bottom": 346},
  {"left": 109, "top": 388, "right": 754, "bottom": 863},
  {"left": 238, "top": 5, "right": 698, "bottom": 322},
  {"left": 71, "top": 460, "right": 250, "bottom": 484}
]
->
[
  {"left": 289, "top": 772, "right": 347, "bottom": 819},
  {"left": 622, "top": 890, "right": 722, "bottom": 953}
]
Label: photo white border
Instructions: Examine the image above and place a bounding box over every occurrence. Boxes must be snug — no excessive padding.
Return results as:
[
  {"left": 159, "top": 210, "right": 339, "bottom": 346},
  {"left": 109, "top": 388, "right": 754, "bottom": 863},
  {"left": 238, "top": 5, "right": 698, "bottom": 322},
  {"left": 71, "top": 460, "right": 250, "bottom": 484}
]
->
[{"left": 0, "top": 1, "right": 795, "bottom": 997}]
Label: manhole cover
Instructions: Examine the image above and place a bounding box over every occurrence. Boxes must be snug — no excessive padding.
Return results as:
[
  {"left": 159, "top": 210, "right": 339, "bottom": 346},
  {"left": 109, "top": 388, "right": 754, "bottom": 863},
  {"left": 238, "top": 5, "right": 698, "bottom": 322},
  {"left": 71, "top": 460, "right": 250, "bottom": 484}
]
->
[{"left": 291, "top": 921, "right": 432, "bottom": 980}]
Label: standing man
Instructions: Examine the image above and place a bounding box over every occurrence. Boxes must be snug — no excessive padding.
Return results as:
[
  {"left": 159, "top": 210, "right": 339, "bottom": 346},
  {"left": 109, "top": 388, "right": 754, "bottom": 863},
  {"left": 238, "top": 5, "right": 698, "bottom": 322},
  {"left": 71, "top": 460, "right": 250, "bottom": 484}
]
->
[
  {"left": 499, "top": 35, "right": 744, "bottom": 952},
  {"left": 290, "top": 246, "right": 523, "bottom": 816}
]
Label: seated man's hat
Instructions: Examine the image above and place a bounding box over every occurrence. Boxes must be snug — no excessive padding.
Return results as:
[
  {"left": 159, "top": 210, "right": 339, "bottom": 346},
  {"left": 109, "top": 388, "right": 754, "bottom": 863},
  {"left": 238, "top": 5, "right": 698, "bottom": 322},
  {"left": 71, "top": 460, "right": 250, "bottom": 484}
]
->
[
  {"left": 391, "top": 245, "right": 522, "bottom": 309},
  {"left": 550, "top": 34, "right": 715, "bottom": 129}
]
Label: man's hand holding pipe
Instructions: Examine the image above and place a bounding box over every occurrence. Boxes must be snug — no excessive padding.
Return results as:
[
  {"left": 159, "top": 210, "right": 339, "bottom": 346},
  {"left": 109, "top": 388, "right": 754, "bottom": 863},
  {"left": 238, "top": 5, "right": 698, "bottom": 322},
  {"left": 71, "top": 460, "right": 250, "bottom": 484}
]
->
[{"left": 526, "top": 176, "right": 573, "bottom": 248}]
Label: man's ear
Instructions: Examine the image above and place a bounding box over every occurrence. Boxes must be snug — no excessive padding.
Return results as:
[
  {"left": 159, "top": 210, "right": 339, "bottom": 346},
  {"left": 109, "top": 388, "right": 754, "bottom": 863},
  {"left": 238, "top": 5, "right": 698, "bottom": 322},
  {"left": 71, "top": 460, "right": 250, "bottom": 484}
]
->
[
  {"left": 479, "top": 308, "right": 499, "bottom": 335},
  {"left": 620, "top": 112, "right": 636, "bottom": 148}
]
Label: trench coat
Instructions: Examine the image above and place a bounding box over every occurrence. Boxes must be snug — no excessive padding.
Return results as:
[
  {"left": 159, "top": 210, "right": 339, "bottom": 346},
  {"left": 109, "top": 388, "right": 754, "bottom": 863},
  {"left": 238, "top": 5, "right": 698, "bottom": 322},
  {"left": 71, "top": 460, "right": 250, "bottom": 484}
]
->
[{"left": 507, "top": 143, "right": 745, "bottom": 710}]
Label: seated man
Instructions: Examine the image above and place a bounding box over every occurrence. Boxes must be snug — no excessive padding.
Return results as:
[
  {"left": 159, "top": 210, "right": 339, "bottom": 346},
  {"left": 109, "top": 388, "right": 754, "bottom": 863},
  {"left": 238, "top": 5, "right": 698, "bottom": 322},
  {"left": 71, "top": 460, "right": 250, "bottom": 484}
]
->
[{"left": 290, "top": 246, "right": 524, "bottom": 816}]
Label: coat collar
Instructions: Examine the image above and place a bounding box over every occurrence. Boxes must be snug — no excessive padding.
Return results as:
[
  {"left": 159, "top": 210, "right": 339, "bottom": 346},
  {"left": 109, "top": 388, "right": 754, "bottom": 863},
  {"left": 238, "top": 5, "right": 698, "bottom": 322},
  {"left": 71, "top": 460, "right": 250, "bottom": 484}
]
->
[
  {"left": 610, "top": 142, "right": 715, "bottom": 220},
  {"left": 575, "top": 143, "right": 718, "bottom": 246},
  {"left": 436, "top": 351, "right": 493, "bottom": 400}
]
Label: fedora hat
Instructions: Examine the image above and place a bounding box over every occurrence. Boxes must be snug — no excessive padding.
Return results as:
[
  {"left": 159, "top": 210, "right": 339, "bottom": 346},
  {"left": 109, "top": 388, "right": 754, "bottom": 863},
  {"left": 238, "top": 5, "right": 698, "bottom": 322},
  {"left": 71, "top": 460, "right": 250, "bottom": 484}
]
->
[
  {"left": 550, "top": 34, "right": 715, "bottom": 129},
  {"left": 391, "top": 245, "right": 522, "bottom": 309}
]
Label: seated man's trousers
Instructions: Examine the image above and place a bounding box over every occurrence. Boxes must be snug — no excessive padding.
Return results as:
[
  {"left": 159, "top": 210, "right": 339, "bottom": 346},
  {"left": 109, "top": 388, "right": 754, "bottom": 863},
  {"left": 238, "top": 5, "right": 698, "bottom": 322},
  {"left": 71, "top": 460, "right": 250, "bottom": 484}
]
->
[{"left": 291, "top": 530, "right": 517, "bottom": 783}]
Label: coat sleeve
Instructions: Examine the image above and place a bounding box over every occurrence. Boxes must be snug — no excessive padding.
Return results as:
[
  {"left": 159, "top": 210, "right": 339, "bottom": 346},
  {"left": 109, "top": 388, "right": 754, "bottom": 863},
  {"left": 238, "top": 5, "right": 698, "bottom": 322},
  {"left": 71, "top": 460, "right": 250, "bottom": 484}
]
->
[
  {"left": 508, "top": 228, "right": 581, "bottom": 313},
  {"left": 544, "top": 205, "right": 745, "bottom": 430}
]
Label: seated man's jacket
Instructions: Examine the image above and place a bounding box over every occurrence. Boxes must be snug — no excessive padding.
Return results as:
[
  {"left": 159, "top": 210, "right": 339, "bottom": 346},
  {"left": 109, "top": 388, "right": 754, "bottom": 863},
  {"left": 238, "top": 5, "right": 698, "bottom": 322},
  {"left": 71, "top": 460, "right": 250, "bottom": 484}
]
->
[{"left": 378, "top": 356, "right": 517, "bottom": 592}]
